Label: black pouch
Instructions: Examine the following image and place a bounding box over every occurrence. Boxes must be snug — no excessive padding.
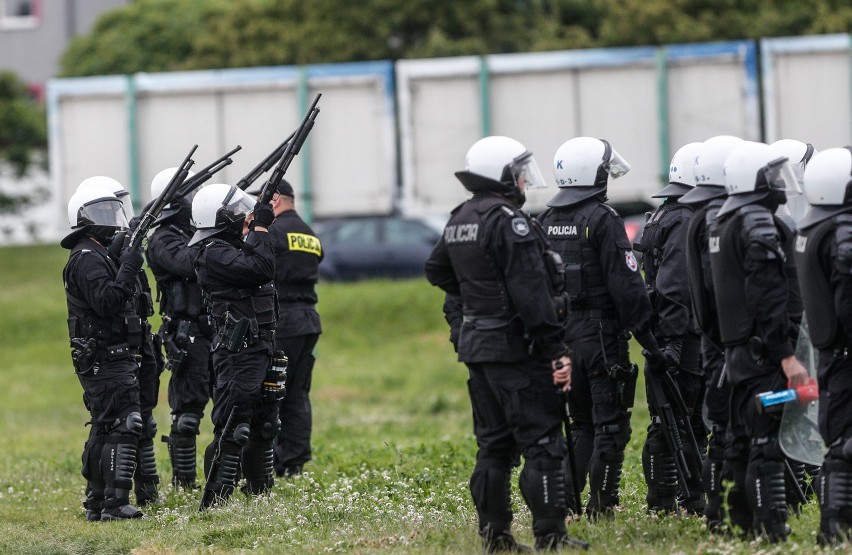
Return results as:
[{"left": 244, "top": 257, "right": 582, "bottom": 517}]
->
[
  {"left": 174, "top": 319, "right": 191, "bottom": 349},
  {"left": 609, "top": 363, "right": 638, "bottom": 410},
  {"left": 224, "top": 317, "right": 251, "bottom": 352},
  {"left": 137, "top": 291, "right": 155, "bottom": 318},
  {"left": 168, "top": 280, "right": 188, "bottom": 315},
  {"left": 104, "top": 343, "right": 132, "bottom": 362},
  {"left": 71, "top": 337, "right": 98, "bottom": 375}
]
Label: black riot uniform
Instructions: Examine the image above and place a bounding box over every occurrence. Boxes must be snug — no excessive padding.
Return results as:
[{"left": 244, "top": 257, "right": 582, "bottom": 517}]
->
[
  {"left": 682, "top": 190, "right": 729, "bottom": 528},
  {"left": 709, "top": 201, "right": 799, "bottom": 541},
  {"left": 63, "top": 233, "right": 146, "bottom": 521},
  {"left": 268, "top": 190, "right": 323, "bottom": 478},
  {"left": 146, "top": 202, "right": 213, "bottom": 488},
  {"left": 426, "top": 192, "right": 575, "bottom": 550},
  {"left": 796, "top": 210, "right": 852, "bottom": 543},
  {"left": 195, "top": 225, "right": 278, "bottom": 505},
  {"left": 538, "top": 197, "right": 658, "bottom": 517},
  {"left": 636, "top": 198, "right": 706, "bottom": 514}
]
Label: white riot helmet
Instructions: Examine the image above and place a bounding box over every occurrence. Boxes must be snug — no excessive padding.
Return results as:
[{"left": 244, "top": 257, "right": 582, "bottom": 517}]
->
[
  {"left": 455, "top": 135, "right": 547, "bottom": 207},
  {"left": 150, "top": 166, "right": 197, "bottom": 223},
  {"left": 61, "top": 182, "right": 129, "bottom": 249},
  {"left": 798, "top": 147, "right": 852, "bottom": 229},
  {"left": 548, "top": 137, "right": 631, "bottom": 207},
  {"left": 654, "top": 141, "right": 702, "bottom": 198},
  {"left": 770, "top": 139, "right": 816, "bottom": 186},
  {"left": 679, "top": 135, "right": 744, "bottom": 205},
  {"left": 717, "top": 141, "right": 798, "bottom": 217},
  {"left": 188, "top": 183, "right": 255, "bottom": 246},
  {"left": 77, "top": 175, "right": 135, "bottom": 218}
]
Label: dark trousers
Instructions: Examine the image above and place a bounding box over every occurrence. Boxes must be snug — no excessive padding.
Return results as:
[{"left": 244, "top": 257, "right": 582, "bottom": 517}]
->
[{"left": 273, "top": 333, "right": 319, "bottom": 471}]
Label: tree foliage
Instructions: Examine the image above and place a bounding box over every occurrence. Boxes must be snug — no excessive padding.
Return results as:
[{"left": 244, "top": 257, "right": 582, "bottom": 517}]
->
[
  {"left": 59, "top": 0, "right": 852, "bottom": 77},
  {"left": 0, "top": 71, "right": 46, "bottom": 214}
]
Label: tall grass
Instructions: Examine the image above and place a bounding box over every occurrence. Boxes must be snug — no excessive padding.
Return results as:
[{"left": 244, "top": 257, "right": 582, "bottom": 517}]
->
[{"left": 0, "top": 244, "right": 825, "bottom": 554}]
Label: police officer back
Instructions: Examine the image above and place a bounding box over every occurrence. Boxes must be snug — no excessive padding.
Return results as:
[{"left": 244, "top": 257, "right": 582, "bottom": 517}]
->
[
  {"left": 708, "top": 141, "right": 808, "bottom": 541},
  {"left": 537, "top": 137, "right": 669, "bottom": 519},
  {"left": 636, "top": 142, "right": 705, "bottom": 514},
  {"left": 679, "top": 134, "right": 743, "bottom": 529},
  {"left": 794, "top": 147, "right": 852, "bottom": 544},
  {"left": 145, "top": 167, "right": 214, "bottom": 489},
  {"left": 425, "top": 135, "right": 582, "bottom": 552}
]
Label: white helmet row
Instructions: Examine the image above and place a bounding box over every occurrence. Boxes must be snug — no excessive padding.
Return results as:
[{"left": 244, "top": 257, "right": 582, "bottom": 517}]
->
[
  {"left": 77, "top": 175, "right": 135, "bottom": 217},
  {"left": 717, "top": 141, "right": 800, "bottom": 217},
  {"left": 150, "top": 166, "right": 197, "bottom": 199},
  {"left": 653, "top": 141, "right": 702, "bottom": 198}
]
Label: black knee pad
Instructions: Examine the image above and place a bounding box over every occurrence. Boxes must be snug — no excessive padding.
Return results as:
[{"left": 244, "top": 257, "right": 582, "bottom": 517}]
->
[
  {"left": 113, "top": 412, "right": 143, "bottom": 436},
  {"left": 172, "top": 412, "right": 201, "bottom": 436}
]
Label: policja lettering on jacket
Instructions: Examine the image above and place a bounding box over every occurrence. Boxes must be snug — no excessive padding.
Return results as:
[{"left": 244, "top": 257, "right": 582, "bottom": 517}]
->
[
  {"left": 287, "top": 232, "right": 322, "bottom": 256},
  {"left": 443, "top": 223, "right": 479, "bottom": 243}
]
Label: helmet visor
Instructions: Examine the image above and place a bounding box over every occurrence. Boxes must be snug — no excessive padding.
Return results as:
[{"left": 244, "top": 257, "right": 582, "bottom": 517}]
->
[
  {"left": 224, "top": 188, "right": 255, "bottom": 217},
  {"left": 509, "top": 151, "right": 547, "bottom": 190},
  {"left": 606, "top": 148, "right": 631, "bottom": 178},
  {"left": 763, "top": 157, "right": 801, "bottom": 196},
  {"left": 77, "top": 198, "right": 129, "bottom": 229}
]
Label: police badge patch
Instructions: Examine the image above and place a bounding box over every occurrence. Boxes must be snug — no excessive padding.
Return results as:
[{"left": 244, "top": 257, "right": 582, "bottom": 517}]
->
[
  {"left": 625, "top": 250, "right": 638, "bottom": 272},
  {"left": 511, "top": 218, "right": 530, "bottom": 236}
]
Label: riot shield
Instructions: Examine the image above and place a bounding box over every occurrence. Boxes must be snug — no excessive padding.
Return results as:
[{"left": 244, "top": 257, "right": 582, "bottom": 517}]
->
[{"left": 779, "top": 314, "right": 827, "bottom": 466}]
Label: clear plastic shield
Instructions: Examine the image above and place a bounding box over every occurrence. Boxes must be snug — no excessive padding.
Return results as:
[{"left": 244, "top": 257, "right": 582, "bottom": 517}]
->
[{"left": 779, "top": 315, "right": 827, "bottom": 466}]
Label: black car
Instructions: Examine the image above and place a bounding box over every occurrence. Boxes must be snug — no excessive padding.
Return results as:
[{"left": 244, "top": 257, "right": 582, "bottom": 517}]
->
[{"left": 313, "top": 215, "right": 442, "bottom": 281}]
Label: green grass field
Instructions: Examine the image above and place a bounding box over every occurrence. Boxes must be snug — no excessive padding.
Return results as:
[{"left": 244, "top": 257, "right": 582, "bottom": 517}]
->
[{"left": 0, "top": 244, "right": 827, "bottom": 554}]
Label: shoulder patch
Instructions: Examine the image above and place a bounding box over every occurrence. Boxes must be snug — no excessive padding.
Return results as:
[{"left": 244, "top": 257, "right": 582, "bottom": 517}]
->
[
  {"left": 625, "top": 250, "right": 638, "bottom": 272},
  {"left": 511, "top": 218, "right": 530, "bottom": 237},
  {"left": 286, "top": 232, "right": 322, "bottom": 256}
]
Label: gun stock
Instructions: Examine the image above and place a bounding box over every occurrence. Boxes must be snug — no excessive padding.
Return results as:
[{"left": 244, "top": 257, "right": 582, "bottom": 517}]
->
[
  {"left": 175, "top": 144, "right": 242, "bottom": 199},
  {"left": 235, "top": 132, "right": 296, "bottom": 192}
]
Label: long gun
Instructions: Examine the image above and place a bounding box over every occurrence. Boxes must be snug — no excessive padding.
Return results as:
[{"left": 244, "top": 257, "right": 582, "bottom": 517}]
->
[
  {"left": 174, "top": 144, "right": 242, "bottom": 199},
  {"left": 128, "top": 144, "right": 197, "bottom": 249},
  {"left": 254, "top": 92, "right": 322, "bottom": 206},
  {"left": 235, "top": 132, "right": 296, "bottom": 192},
  {"left": 644, "top": 366, "right": 692, "bottom": 500}
]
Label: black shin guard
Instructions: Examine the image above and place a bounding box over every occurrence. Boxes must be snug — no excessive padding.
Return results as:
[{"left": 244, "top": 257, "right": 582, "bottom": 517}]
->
[
  {"left": 471, "top": 459, "right": 514, "bottom": 544},
  {"left": 746, "top": 460, "right": 788, "bottom": 542},
  {"left": 200, "top": 437, "right": 242, "bottom": 509},
  {"left": 587, "top": 450, "right": 624, "bottom": 518},
  {"left": 134, "top": 437, "right": 160, "bottom": 506},
  {"left": 241, "top": 438, "right": 275, "bottom": 495},
  {"left": 724, "top": 459, "right": 751, "bottom": 536},
  {"left": 519, "top": 460, "right": 567, "bottom": 549},
  {"left": 101, "top": 437, "right": 143, "bottom": 520},
  {"left": 819, "top": 458, "right": 852, "bottom": 545},
  {"left": 167, "top": 432, "right": 198, "bottom": 488},
  {"left": 642, "top": 436, "right": 679, "bottom": 513}
]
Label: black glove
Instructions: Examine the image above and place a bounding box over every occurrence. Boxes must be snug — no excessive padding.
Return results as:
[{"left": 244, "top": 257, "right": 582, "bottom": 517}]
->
[
  {"left": 662, "top": 338, "right": 683, "bottom": 368},
  {"left": 634, "top": 328, "right": 669, "bottom": 376},
  {"left": 119, "top": 245, "right": 144, "bottom": 273},
  {"left": 251, "top": 202, "right": 275, "bottom": 229}
]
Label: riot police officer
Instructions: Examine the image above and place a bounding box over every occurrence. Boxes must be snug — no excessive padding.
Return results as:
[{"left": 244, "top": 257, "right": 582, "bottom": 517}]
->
[
  {"left": 679, "top": 134, "right": 743, "bottom": 529},
  {"left": 191, "top": 183, "right": 279, "bottom": 508},
  {"left": 636, "top": 141, "right": 705, "bottom": 514},
  {"left": 267, "top": 179, "right": 323, "bottom": 478},
  {"left": 537, "top": 137, "right": 669, "bottom": 519},
  {"left": 76, "top": 176, "right": 163, "bottom": 506},
  {"left": 708, "top": 141, "right": 808, "bottom": 541},
  {"left": 145, "top": 167, "right": 213, "bottom": 489},
  {"left": 794, "top": 147, "right": 852, "bottom": 544},
  {"left": 62, "top": 181, "right": 146, "bottom": 520},
  {"left": 425, "top": 136, "right": 582, "bottom": 552}
]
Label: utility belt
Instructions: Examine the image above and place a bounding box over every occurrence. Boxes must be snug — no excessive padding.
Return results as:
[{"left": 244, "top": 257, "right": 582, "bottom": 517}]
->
[
  {"left": 161, "top": 313, "right": 213, "bottom": 338},
  {"left": 213, "top": 312, "right": 275, "bottom": 352},
  {"left": 69, "top": 337, "right": 140, "bottom": 375},
  {"left": 68, "top": 315, "right": 143, "bottom": 354},
  {"left": 462, "top": 315, "right": 519, "bottom": 331}
]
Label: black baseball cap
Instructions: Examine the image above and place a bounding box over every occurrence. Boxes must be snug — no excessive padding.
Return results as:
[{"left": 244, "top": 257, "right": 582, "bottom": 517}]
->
[{"left": 276, "top": 179, "right": 295, "bottom": 197}]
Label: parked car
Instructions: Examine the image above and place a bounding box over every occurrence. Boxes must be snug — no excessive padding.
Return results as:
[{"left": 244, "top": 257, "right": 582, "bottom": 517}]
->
[{"left": 313, "top": 215, "right": 442, "bottom": 281}]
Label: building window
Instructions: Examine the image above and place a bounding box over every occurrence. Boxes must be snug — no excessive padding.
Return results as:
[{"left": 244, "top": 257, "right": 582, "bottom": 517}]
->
[{"left": 0, "top": 0, "right": 41, "bottom": 30}]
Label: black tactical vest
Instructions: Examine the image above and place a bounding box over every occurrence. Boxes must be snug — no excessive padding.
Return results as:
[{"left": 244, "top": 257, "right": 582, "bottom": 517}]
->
[
  {"left": 158, "top": 279, "right": 204, "bottom": 319},
  {"left": 686, "top": 199, "right": 723, "bottom": 340},
  {"left": 197, "top": 240, "right": 277, "bottom": 330},
  {"left": 444, "top": 195, "right": 513, "bottom": 319},
  {"left": 795, "top": 216, "right": 852, "bottom": 348},
  {"left": 539, "top": 201, "right": 612, "bottom": 311},
  {"left": 710, "top": 204, "right": 790, "bottom": 345},
  {"left": 64, "top": 243, "right": 142, "bottom": 348},
  {"left": 639, "top": 202, "right": 693, "bottom": 294}
]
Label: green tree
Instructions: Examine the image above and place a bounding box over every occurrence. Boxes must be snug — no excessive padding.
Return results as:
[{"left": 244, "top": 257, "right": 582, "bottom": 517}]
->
[
  {"left": 59, "top": 0, "right": 852, "bottom": 76},
  {"left": 0, "top": 71, "right": 47, "bottom": 214}
]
